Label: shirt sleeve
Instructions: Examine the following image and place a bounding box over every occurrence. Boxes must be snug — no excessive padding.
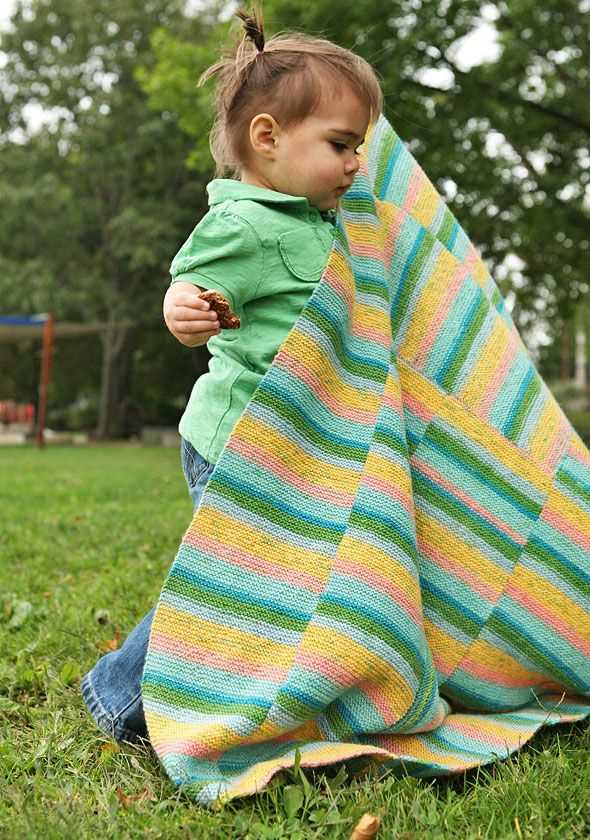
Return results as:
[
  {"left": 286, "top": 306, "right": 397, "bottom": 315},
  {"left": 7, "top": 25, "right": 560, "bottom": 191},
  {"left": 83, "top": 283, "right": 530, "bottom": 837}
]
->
[{"left": 169, "top": 209, "right": 264, "bottom": 311}]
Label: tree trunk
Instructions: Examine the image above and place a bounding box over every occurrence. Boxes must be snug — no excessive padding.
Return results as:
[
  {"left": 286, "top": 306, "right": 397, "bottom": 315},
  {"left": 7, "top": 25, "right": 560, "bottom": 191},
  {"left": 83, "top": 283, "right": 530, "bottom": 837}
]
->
[
  {"left": 560, "top": 320, "right": 571, "bottom": 382},
  {"left": 574, "top": 322, "right": 586, "bottom": 389},
  {"left": 96, "top": 319, "right": 129, "bottom": 439}
]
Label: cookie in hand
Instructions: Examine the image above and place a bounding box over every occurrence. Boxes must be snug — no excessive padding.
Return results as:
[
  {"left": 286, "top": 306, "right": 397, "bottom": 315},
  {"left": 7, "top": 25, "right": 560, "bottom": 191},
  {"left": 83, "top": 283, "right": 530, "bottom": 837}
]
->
[{"left": 198, "top": 289, "right": 240, "bottom": 329}]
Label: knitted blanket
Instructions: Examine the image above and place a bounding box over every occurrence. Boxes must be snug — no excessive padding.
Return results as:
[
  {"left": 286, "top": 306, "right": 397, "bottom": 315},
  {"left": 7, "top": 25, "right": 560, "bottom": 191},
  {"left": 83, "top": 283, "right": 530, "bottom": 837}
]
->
[{"left": 142, "top": 114, "right": 590, "bottom": 805}]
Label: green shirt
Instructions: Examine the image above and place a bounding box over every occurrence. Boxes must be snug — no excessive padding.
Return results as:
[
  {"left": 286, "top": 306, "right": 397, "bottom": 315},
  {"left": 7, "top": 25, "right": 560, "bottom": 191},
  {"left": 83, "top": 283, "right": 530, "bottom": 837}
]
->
[{"left": 170, "top": 179, "right": 336, "bottom": 464}]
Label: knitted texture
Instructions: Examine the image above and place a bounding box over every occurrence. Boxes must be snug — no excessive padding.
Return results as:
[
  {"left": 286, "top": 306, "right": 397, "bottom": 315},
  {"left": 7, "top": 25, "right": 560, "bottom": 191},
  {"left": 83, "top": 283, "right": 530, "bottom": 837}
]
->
[{"left": 142, "top": 115, "right": 590, "bottom": 805}]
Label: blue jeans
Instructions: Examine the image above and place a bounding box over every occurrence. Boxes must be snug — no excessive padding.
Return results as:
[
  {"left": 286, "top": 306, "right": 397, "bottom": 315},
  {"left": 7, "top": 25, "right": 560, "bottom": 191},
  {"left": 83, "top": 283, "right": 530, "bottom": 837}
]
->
[{"left": 80, "top": 438, "right": 214, "bottom": 743}]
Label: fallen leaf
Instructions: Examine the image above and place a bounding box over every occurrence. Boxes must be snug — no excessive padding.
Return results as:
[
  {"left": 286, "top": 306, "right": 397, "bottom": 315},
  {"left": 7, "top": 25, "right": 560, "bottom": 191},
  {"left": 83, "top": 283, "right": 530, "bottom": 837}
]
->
[
  {"left": 115, "top": 786, "right": 157, "bottom": 808},
  {"left": 95, "top": 629, "right": 122, "bottom": 652}
]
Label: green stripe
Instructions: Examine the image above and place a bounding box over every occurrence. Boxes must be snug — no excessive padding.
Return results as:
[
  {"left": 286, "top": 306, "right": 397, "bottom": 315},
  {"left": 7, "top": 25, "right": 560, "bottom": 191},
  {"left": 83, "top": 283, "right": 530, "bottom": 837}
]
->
[
  {"left": 316, "top": 600, "right": 422, "bottom": 675},
  {"left": 373, "top": 427, "right": 408, "bottom": 459},
  {"left": 300, "top": 304, "right": 388, "bottom": 384},
  {"left": 525, "top": 537, "right": 590, "bottom": 600},
  {"left": 506, "top": 370, "right": 541, "bottom": 442},
  {"left": 422, "top": 585, "right": 481, "bottom": 638},
  {"left": 487, "top": 612, "right": 574, "bottom": 687},
  {"left": 441, "top": 295, "right": 489, "bottom": 392},
  {"left": 349, "top": 509, "right": 417, "bottom": 560},
  {"left": 374, "top": 129, "right": 397, "bottom": 195},
  {"left": 142, "top": 678, "right": 268, "bottom": 724},
  {"left": 394, "top": 233, "right": 434, "bottom": 336},
  {"left": 253, "top": 387, "right": 368, "bottom": 461},
  {"left": 426, "top": 423, "right": 542, "bottom": 518},
  {"left": 208, "top": 477, "right": 344, "bottom": 546},
  {"left": 556, "top": 466, "right": 590, "bottom": 506},
  {"left": 167, "top": 572, "right": 308, "bottom": 631},
  {"left": 413, "top": 472, "right": 522, "bottom": 563},
  {"left": 437, "top": 208, "right": 455, "bottom": 247},
  {"left": 357, "top": 276, "right": 389, "bottom": 302}
]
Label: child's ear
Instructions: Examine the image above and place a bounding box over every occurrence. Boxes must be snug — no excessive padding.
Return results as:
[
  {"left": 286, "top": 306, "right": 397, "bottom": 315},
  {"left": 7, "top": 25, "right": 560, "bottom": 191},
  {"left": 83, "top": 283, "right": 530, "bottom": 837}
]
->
[{"left": 249, "top": 113, "right": 279, "bottom": 159}]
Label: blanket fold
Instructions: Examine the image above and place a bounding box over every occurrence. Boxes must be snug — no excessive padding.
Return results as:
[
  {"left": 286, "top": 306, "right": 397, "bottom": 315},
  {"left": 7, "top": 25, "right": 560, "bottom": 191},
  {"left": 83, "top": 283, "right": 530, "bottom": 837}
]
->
[{"left": 142, "top": 114, "right": 590, "bottom": 805}]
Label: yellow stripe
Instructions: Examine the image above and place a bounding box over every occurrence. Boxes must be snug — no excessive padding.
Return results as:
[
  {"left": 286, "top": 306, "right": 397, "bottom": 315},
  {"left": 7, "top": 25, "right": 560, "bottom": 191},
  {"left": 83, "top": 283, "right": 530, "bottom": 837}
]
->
[
  {"left": 234, "top": 414, "right": 361, "bottom": 493},
  {"left": 545, "top": 482, "right": 590, "bottom": 534},
  {"left": 458, "top": 318, "right": 508, "bottom": 409},
  {"left": 465, "top": 638, "right": 555, "bottom": 684},
  {"left": 282, "top": 327, "right": 383, "bottom": 410},
  {"left": 151, "top": 603, "right": 297, "bottom": 667},
  {"left": 471, "top": 254, "right": 489, "bottom": 289},
  {"left": 528, "top": 393, "right": 563, "bottom": 464},
  {"left": 336, "top": 533, "right": 421, "bottom": 603},
  {"left": 187, "top": 506, "right": 332, "bottom": 580},
  {"left": 416, "top": 508, "right": 508, "bottom": 596},
  {"left": 510, "top": 562, "right": 590, "bottom": 637},
  {"left": 400, "top": 247, "right": 459, "bottom": 363},
  {"left": 412, "top": 179, "right": 440, "bottom": 229},
  {"left": 299, "top": 624, "right": 416, "bottom": 716},
  {"left": 364, "top": 450, "right": 413, "bottom": 498},
  {"left": 423, "top": 619, "right": 467, "bottom": 675}
]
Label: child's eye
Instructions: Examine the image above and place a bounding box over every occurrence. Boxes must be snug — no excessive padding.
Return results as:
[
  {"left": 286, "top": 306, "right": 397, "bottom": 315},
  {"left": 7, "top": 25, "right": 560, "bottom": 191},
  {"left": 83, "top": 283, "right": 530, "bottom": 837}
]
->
[{"left": 330, "top": 141, "right": 347, "bottom": 153}]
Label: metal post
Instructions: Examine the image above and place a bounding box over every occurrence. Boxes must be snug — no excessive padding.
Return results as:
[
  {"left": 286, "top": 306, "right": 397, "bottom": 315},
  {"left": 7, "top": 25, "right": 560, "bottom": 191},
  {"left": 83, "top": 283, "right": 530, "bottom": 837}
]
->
[{"left": 36, "top": 314, "right": 55, "bottom": 448}]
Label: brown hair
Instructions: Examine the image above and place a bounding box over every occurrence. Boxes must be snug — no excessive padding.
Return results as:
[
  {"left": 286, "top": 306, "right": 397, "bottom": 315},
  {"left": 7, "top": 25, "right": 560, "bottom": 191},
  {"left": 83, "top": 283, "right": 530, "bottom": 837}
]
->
[{"left": 198, "top": 7, "right": 383, "bottom": 176}]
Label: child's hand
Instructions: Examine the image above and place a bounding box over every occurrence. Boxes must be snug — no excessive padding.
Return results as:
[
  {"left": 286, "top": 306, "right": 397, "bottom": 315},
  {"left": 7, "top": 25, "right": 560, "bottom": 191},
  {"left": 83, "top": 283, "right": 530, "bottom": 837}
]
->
[{"left": 163, "top": 282, "right": 220, "bottom": 347}]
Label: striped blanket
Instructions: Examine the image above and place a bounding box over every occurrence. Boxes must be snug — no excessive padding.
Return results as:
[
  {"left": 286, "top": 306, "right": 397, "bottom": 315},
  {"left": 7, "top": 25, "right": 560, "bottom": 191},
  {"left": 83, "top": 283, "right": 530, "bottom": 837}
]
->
[{"left": 142, "top": 114, "right": 590, "bottom": 805}]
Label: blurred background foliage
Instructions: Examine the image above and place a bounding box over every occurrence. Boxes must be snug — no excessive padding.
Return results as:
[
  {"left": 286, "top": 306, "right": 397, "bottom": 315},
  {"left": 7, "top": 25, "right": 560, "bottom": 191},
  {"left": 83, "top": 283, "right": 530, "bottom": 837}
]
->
[{"left": 0, "top": 0, "right": 588, "bottom": 438}]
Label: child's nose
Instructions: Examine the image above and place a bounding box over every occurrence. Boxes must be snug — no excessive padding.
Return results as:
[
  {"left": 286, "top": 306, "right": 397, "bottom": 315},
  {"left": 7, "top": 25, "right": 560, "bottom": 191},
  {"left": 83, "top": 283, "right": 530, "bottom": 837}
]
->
[{"left": 344, "top": 154, "right": 360, "bottom": 175}]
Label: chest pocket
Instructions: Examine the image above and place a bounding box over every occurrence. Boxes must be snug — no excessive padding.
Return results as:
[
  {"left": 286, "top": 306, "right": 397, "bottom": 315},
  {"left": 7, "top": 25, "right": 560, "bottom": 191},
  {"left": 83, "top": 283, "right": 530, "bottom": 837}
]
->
[{"left": 278, "top": 227, "right": 333, "bottom": 282}]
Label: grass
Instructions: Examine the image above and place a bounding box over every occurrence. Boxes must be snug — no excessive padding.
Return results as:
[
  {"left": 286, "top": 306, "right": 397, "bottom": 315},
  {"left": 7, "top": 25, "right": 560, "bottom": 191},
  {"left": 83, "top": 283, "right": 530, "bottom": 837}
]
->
[{"left": 1, "top": 445, "right": 589, "bottom": 839}]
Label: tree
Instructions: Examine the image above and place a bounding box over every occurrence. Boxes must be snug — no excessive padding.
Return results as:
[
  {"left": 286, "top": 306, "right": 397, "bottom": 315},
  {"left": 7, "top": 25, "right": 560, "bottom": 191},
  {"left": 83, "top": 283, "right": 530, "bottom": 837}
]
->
[
  {"left": 0, "top": 0, "right": 211, "bottom": 436},
  {"left": 139, "top": 0, "right": 590, "bottom": 361}
]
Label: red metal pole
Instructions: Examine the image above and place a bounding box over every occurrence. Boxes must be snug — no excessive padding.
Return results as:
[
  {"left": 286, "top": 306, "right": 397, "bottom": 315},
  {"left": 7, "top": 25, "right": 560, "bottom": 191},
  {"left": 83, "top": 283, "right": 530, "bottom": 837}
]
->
[{"left": 36, "top": 314, "right": 55, "bottom": 448}]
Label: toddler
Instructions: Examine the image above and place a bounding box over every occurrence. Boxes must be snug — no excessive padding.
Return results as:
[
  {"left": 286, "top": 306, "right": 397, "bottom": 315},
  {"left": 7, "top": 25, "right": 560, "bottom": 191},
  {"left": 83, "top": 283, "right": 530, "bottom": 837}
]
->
[{"left": 81, "top": 7, "right": 383, "bottom": 743}]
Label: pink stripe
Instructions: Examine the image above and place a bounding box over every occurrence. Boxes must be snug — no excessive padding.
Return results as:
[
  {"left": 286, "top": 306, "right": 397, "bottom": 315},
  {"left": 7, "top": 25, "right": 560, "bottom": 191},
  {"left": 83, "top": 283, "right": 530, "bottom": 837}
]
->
[
  {"left": 296, "top": 650, "right": 410, "bottom": 726},
  {"left": 277, "top": 351, "right": 377, "bottom": 424},
  {"left": 412, "top": 455, "right": 527, "bottom": 545},
  {"left": 413, "top": 260, "right": 470, "bottom": 370},
  {"left": 183, "top": 532, "right": 326, "bottom": 595},
  {"left": 403, "top": 391, "right": 433, "bottom": 424},
  {"left": 226, "top": 436, "right": 356, "bottom": 508},
  {"left": 362, "top": 473, "right": 413, "bottom": 515},
  {"left": 505, "top": 583, "right": 590, "bottom": 657},
  {"left": 156, "top": 740, "right": 221, "bottom": 759},
  {"left": 445, "top": 720, "right": 531, "bottom": 746},
  {"left": 417, "top": 536, "right": 500, "bottom": 603},
  {"left": 296, "top": 648, "right": 359, "bottom": 686},
  {"left": 333, "top": 558, "right": 423, "bottom": 625},
  {"left": 149, "top": 631, "right": 288, "bottom": 681},
  {"left": 542, "top": 505, "right": 590, "bottom": 553},
  {"left": 403, "top": 169, "right": 423, "bottom": 214},
  {"left": 542, "top": 414, "right": 572, "bottom": 473},
  {"left": 477, "top": 327, "right": 520, "bottom": 418}
]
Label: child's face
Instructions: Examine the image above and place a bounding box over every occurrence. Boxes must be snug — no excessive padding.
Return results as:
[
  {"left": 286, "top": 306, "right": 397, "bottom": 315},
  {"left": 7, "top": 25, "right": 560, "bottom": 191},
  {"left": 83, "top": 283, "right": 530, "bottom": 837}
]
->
[{"left": 257, "top": 85, "right": 370, "bottom": 211}]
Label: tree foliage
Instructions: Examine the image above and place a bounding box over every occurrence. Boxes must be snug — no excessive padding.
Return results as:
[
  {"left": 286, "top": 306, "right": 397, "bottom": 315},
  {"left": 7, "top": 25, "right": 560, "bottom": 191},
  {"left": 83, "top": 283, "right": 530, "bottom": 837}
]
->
[{"left": 0, "top": 0, "right": 588, "bottom": 435}]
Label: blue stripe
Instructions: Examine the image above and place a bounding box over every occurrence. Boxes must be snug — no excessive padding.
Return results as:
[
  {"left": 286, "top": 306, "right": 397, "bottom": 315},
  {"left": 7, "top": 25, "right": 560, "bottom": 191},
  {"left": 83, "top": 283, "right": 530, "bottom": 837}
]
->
[
  {"left": 423, "top": 427, "right": 542, "bottom": 520},
  {"left": 143, "top": 671, "right": 271, "bottom": 710},
  {"left": 420, "top": 578, "right": 483, "bottom": 631},
  {"left": 379, "top": 138, "right": 403, "bottom": 198},
  {"left": 258, "top": 379, "right": 371, "bottom": 455},
  {"left": 391, "top": 227, "right": 426, "bottom": 316},
  {"left": 502, "top": 365, "right": 535, "bottom": 438},
  {"left": 170, "top": 564, "right": 314, "bottom": 621},
  {"left": 415, "top": 469, "right": 523, "bottom": 554},
  {"left": 433, "top": 288, "right": 482, "bottom": 385}
]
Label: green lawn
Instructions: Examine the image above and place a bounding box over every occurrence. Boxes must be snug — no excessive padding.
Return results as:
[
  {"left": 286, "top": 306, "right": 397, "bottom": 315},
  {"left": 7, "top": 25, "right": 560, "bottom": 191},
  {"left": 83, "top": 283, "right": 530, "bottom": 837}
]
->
[{"left": 1, "top": 446, "right": 589, "bottom": 839}]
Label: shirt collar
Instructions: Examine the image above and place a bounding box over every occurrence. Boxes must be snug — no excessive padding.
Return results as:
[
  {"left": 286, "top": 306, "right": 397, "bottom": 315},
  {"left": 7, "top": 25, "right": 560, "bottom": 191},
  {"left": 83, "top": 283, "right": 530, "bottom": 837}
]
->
[
  {"left": 207, "top": 179, "right": 311, "bottom": 209},
  {"left": 206, "top": 179, "right": 338, "bottom": 223}
]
